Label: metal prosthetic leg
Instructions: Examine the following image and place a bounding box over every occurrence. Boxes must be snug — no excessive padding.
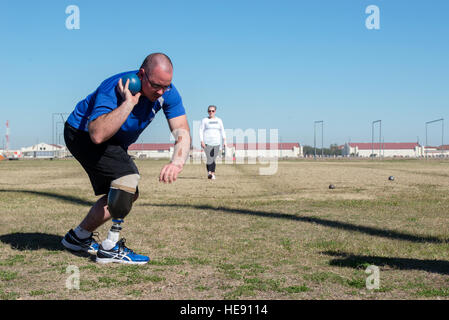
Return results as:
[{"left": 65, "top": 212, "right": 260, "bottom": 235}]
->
[{"left": 101, "top": 174, "right": 140, "bottom": 250}]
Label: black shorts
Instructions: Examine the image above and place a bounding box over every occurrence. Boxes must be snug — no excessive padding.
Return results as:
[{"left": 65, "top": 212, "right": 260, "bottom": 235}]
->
[{"left": 64, "top": 122, "right": 139, "bottom": 196}]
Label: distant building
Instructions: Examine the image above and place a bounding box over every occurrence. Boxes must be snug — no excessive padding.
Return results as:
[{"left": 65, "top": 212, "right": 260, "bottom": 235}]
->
[
  {"left": 343, "top": 143, "right": 424, "bottom": 158},
  {"left": 0, "top": 149, "right": 22, "bottom": 160},
  {"left": 21, "top": 143, "right": 68, "bottom": 159},
  {"left": 423, "top": 145, "right": 449, "bottom": 158},
  {"left": 129, "top": 142, "right": 302, "bottom": 161},
  {"left": 228, "top": 142, "right": 302, "bottom": 159},
  {"left": 128, "top": 143, "right": 174, "bottom": 159}
]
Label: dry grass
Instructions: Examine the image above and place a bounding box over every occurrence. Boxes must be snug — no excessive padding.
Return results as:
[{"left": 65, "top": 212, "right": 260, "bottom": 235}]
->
[{"left": 1, "top": 158, "right": 449, "bottom": 300}]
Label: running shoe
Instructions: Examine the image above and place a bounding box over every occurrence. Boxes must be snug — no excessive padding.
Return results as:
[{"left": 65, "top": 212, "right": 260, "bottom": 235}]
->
[
  {"left": 61, "top": 229, "right": 99, "bottom": 254},
  {"left": 96, "top": 238, "right": 150, "bottom": 265}
]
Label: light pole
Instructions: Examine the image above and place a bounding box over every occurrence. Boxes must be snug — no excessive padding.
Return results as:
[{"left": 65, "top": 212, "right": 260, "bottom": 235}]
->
[
  {"left": 314, "top": 120, "right": 324, "bottom": 159},
  {"left": 371, "top": 120, "right": 381, "bottom": 158},
  {"left": 52, "top": 113, "right": 70, "bottom": 146},
  {"left": 425, "top": 118, "right": 444, "bottom": 159}
]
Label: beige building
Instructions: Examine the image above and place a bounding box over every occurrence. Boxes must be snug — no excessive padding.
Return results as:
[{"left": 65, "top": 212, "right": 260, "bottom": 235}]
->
[
  {"left": 343, "top": 142, "right": 424, "bottom": 158},
  {"left": 128, "top": 143, "right": 174, "bottom": 159},
  {"left": 21, "top": 143, "right": 68, "bottom": 159},
  {"left": 228, "top": 143, "right": 302, "bottom": 160},
  {"left": 130, "top": 142, "right": 302, "bottom": 162},
  {"left": 423, "top": 145, "right": 449, "bottom": 158},
  {"left": 191, "top": 143, "right": 302, "bottom": 161}
]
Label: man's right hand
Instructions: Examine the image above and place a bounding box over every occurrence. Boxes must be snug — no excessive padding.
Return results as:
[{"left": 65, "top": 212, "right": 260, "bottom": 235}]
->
[
  {"left": 88, "top": 79, "right": 141, "bottom": 144},
  {"left": 201, "top": 141, "right": 206, "bottom": 149},
  {"left": 117, "top": 78, "right": 141, "bottom": 107},
  {"left": 159, "top": 163, "right": 183, "bottom": 184}
]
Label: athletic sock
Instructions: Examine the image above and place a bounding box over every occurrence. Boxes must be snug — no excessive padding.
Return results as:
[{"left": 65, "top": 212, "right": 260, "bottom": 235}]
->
[{"left": 74, "top": 225, "right": 92, "bottom": 240}]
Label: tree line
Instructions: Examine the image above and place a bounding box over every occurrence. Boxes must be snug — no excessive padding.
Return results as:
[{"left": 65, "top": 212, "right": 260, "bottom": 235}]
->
[{"left": 303, "top": 144, "right": 343, "bottom": 156}]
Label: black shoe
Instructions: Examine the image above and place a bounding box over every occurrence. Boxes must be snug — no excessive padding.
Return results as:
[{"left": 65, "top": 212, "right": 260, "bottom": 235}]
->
[{"left": 61, "top": 229, "right": 99, "bottom": 254}]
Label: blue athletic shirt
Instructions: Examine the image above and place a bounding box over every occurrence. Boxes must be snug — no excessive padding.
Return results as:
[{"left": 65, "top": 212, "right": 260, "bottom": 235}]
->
[{"left": 67, "top": 70, "right": 186, "bottom": 149}]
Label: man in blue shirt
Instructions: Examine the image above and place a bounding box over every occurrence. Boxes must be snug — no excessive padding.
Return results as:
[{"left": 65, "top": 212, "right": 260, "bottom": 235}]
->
[{"left": 62, "top": 53, "right": 191, "bottom": 264}]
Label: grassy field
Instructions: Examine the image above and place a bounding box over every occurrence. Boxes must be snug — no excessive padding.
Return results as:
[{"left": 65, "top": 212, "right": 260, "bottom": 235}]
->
[{"left": 1, "top": 158, "right": 449, "bottom": 300}]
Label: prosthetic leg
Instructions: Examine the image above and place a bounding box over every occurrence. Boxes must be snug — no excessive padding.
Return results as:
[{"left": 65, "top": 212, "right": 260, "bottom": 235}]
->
[
  {"left": 101, "top": 174, "right": 140, "bottom": 250},
  {"left": 96, "top": 173, "right": 149, "bottom": 264}
]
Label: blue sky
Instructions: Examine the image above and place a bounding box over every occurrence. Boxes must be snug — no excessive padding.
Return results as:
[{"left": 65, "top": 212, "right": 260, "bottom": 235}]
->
[{"left": 1, "top": 0, "right": 448, "bottom": 149}]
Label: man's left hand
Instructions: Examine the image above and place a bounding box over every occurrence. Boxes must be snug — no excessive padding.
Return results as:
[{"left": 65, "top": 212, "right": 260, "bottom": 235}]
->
[{"left": 159, "top": 163, "right": 183, "bottom": 183}]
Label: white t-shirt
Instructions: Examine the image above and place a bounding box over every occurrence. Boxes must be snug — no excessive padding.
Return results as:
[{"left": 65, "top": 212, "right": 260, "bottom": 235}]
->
[{"left": 200, "top": 117, "right": 226, "bottom": 146}]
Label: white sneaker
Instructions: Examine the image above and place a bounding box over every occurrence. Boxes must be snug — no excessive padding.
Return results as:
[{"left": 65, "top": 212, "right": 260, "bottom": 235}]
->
[{"left": 211, "top": 174, "right": 216, "bottom": 180}]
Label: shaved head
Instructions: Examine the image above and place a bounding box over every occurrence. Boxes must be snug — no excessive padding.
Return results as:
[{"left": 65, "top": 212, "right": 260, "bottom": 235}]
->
[
  {"left": 138, "top": 53, "right": 174, "bottom": 102},
  {"left": 140, "top": 53, "right": 173, "bottom": 75}
]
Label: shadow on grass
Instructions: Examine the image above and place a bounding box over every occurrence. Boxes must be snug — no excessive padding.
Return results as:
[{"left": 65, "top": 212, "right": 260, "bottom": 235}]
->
[
  {"left": 323, "top": 250, "right": 449, "bottom": 276},
  {"left": 0, "top": 232, "right": 94, "bottom": 258},
  {"left": 1, "top": 189, "right": 446, "bottom": 245},
  {"left": 0, "top": 189, "right": 94, "bottom": 207},
  {"left": 0, "top": 233, "right": 64, "bottom": 251},
  {"left": 148, "top": 203, "right": 448, "bottom": 244},
  {"left": 1, "top": 190, "right": 95, "bottom": 255}
]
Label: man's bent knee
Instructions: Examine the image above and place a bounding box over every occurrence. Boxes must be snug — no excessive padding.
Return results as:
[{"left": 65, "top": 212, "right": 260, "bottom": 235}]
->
[{"left": 107, "top": 174, "right": 140, "bottom": 220}]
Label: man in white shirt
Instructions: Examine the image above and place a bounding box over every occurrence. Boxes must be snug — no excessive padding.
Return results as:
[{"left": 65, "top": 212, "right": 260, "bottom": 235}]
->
[{"left": 199, "top": 105, "right": 226, "bottom": 179}]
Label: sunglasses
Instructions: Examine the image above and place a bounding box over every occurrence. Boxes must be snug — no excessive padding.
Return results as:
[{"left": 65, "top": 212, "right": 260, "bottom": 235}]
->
[
  {"left": 208, "top": 110, "right": 216, "bottom": 113},
  {"left": 143, "top": 71, "right": 171, "bottom": 92}
]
